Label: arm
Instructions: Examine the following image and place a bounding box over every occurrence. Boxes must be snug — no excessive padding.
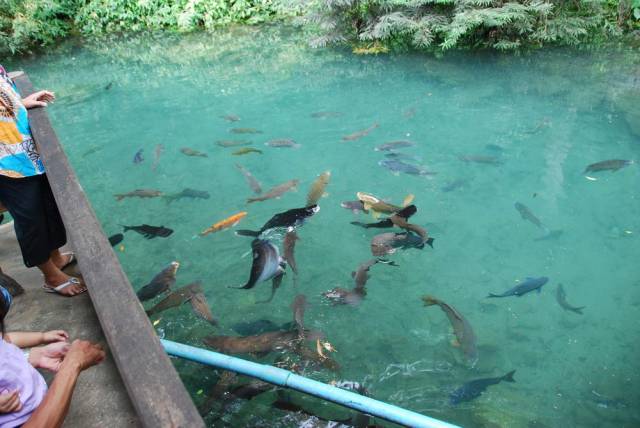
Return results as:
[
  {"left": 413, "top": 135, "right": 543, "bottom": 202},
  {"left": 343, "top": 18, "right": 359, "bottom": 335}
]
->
[
  {"left": 5, "top": 330, "right": 68, "bottom": 348},
  {"left": 22, "top": 340, "right": 104, "bottom": 428},
  {"left": 21, "top": 358, "right": 80, "bottom": 428}
]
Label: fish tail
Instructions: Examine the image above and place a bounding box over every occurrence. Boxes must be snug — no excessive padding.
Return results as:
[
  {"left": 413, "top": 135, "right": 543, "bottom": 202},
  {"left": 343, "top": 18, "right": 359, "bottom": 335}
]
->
[
  {"left": 487, "top": 293, "right": 500, "bottom": 298},
  {"left": 350, "top": 221, "right": 368, "bottom": 228},
  {"left": 121, "top": 225, "right": 131, "bottom": 232},
  {"left": 377, "top": 258, "right": 399, "bottom": 266},
  {"left": 228, "top": 283, "right": 253, "bottom": 289},
  {"left": 574, "top": 306, "right": 586, "bottom": 315},
  {"left": 503, "top": 370, "right": 516, "bottom": 383},
  {"left": 421, "top": 295, "right": 439, "bottom": 306},
  {"left": 115, "top": 195, "right": 124, "bottom": 201},
  {"left": 425, "top": 237, "right": 435, "bottom": 248},
  {"left": 235, "top": 229, "right": 260, "bottom": 237}
]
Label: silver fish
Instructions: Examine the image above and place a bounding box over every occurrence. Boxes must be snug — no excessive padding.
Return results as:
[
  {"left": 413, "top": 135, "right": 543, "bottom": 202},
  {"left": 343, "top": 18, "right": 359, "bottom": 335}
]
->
[
  {"left": 378, "top": 159, "right": 436, "bottom": 176},
  {"left": 236, "top": 164, "right": 262, "bottom": 194},
  {"left": 265, "top": 139, "right": 300, "bottom": 148},
  {"left": 375, "top": 141, "right": 414, "bottom": 151}
]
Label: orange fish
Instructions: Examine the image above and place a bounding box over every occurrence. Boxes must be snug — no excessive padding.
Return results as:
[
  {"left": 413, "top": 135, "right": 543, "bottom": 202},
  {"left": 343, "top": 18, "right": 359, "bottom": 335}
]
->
[{"left": 199, "top": 212, "right": 247, "bottom": 236}]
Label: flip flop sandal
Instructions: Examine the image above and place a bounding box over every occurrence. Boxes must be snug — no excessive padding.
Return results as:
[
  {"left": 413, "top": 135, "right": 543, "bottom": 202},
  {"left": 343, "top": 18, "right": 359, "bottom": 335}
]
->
[
  {"left": 60, "top": 252, "right": 77, "bottom": 270},
  {"left": 43, "top": 277, "right": 86, "bottom": 296}
]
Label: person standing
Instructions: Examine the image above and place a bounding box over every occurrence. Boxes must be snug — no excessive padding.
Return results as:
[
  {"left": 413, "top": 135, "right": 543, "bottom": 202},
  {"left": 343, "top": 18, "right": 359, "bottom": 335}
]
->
[{"left": 0, "top": 65, "right": 85, "bottom": 296}]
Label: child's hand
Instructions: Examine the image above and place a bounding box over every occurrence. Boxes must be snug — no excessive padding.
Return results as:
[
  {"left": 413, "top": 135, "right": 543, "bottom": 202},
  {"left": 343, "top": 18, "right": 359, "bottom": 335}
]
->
[
  {"left": 29, "top": 342, "right": 71, "bottom": 372},
  {"left": 42, "top": 330, "right": 69, "bottom": 344},
  {"left": 0, "top": 390, "right": 22, "bottom": 413}
]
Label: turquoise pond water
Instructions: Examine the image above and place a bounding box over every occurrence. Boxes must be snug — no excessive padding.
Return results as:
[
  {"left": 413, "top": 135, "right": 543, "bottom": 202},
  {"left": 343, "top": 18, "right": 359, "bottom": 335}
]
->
[{"left": 7, "top": 26, "right": 640, "bottom": 427}]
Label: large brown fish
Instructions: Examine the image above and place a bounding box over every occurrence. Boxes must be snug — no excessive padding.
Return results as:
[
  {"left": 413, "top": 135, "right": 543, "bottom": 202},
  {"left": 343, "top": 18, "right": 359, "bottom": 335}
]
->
[
  {"left": 306, "top": 171, "right": 331, "bottom": 207},
  {"left": 342, "top": 122, "right": 379, "bottom": 141},
  {"left": 370, "top": 231, "right": 428, "bottom": 257},
  {"left": 356, "top": 192, "right": 413, "bottom": 216},
  {"left": 114, "top": 189, "right": 163, "bottom": 201},
  {"left": 236, "top": 164, "right": 262, "bottom": 194},
  {"left": 190, "top": 292, "right": 218, "bottom": 325},
  {"left": 202, "top": 330, "right": 300, "bottom": 354},
  {"left": 291, "top": 294, "right": 307, "bottom": 338},
  {"left": 247, "top": 180, "right": 299, "bottom": 203},
  {"left": 283, "top": 230, "right": 299, "bottom": 274},
  {"left": 231, "top": 128, "right": 263, "bottom": 134},
  {"left": 137, "top": 261, "right": 180, "bottom": 301},
  {"left": 145, "top": 281, "right": 203, "bottom": 316},
  {"left": 322, "top": 259, "right": 379, "bottom": 306},
  {"left": 422, "top": 295, "right": 478, "bottom": 366},
  {"left": 390, "top": 214, "right": 434, "bottom": 247},
  {"left": 180, "top": 147, "right": 208, "bottom": 157},
  {"left": 584, "top": 159, "right": 632, "bottom": 174}
]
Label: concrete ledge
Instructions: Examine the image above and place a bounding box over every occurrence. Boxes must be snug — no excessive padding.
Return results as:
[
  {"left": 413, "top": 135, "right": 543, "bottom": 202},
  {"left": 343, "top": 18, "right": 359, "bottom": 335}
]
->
[
  {"left": 1, "top": 222, "right": 139, "bottom": 427},
  {"left": 11, "top": 72, "right": 204, "bottom": 427}
]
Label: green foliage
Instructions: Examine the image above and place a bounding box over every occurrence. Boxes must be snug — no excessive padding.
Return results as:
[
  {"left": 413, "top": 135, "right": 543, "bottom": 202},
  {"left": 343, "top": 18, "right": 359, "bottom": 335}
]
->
[
  {"left": 1, "top": 0, "right": 304, "bottom": 55},
  {"left": 306, "top": 0, "right": 639, "bottom": 51},
  {"left": 0, "top": 0, "right": 78, "bottom": 54}
]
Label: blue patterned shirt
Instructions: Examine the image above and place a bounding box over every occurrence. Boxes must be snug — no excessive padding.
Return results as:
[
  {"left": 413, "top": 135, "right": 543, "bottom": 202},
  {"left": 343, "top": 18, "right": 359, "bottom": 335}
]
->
[{"left": 0, "top": 65, "right": 44, "bottom": 178}]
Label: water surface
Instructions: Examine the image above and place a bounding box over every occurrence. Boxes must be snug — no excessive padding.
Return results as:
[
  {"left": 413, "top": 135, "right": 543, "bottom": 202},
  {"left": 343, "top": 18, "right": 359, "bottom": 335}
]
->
[{"left": 7, "top": 27, "right": 640, "bottom": 427}]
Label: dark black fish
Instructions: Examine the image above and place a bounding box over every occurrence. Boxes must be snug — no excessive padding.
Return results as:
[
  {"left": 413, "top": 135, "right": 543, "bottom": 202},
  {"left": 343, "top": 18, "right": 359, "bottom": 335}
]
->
[
  {"left": 104, "top": 82, "right": 113, "bottom": 90},
  {"left": 0, "top": 271, "right": 25, "bottom": 297},
  {"left": 122, "top": 224, "right": 173, "bottom": 239},
  {"left": 556, "top": 283, "right": 585, "bottom": 314},
  {"left": 450, "top": 370, "right": 516, "bottom": 404},
  {"left": 236, "top": 205, "right": 319, "bottom": 237},
  {"left": 108, "top": 233, "right": 124, "bottom": 247},
  {"left": 350, "top": 204, "right": 417, "bottom": 229},
  {"left": 133, "top": 149, "right": 144, "bottom": 164},
  {"left": 232, "top": 239, "right": 285, "bottom": 290},
  {"left": 137, "top": 261, "right": 180, "bottom": 301}
]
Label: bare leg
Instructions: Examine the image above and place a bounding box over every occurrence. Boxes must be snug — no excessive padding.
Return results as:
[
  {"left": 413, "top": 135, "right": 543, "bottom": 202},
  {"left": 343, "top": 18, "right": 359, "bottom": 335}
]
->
[
  {"left": 38, "top": 259, "right": 85, "bottom": 296},
  {"left": 50, "top": 249, "right": 73, "bottom": 270}
]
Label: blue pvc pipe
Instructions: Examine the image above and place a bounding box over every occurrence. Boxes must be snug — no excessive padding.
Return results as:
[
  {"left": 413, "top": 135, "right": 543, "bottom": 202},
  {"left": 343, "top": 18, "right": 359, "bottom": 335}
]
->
[{"left": 161, "top": 339, "right": 460, "bottom": 428}]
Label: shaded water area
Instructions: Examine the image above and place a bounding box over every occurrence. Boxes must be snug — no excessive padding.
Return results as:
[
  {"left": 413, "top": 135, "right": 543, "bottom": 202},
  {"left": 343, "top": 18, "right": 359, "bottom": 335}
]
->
[{"left": 7, "top": 26, "right": 640, "bottom": 427}]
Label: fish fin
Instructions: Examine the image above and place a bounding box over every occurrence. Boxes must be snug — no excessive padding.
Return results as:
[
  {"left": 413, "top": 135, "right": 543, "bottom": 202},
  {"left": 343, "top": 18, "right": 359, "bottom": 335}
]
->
[
  {"left": 372, "top": 211, "right": 381, "bottom": 219},
  {"left": 402, "top": 194, "right": 415, "bottom": 207},
  {"left": 537, "top": 287, "right": 542, "bottom": 294},
  {"left": 426, "top": 237, "right": 435, "bottom": 248},
  {"left": 228, "top": 283, "right": 254, "bottom": 289},
  {"left": 362, "top": 202, "right": 372, "bottom": 211},
  {"left": 503, "top": 370, "right": 516, "bottom": 383},
  {"left": 236, "top": 229, "right": 260, "bottom": 237}
]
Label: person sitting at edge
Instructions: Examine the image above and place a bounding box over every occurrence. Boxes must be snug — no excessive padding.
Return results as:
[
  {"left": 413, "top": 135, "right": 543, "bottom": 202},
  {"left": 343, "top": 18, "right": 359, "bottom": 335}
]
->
[
  {"left": 0, "top": 64, "right": 85, "bottom": 296},
  {"left": 0, "top": 285, "right": 105, "bottom": 427}
]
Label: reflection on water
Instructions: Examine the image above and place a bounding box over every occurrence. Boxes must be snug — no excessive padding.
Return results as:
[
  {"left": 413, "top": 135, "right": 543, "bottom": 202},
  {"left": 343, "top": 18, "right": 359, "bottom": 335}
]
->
[{"left": 7, "top": 26, "right": 640, "bottom": 427}]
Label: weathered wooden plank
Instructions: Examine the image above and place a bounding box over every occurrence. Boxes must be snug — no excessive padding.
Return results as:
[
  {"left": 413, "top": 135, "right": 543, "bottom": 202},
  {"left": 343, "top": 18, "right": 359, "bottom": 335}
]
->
[{"left": 13, "top": 73, "right": 204, "bottom": 428}]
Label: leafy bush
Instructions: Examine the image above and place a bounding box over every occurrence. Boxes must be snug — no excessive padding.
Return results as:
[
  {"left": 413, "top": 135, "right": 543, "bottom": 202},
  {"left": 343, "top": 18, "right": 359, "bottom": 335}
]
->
[
  {"left": 304, "top": 0, "right": 639, "bottom": 51},
  {"left": 1, "top": 0, "right": 304, "bottom": 55}
]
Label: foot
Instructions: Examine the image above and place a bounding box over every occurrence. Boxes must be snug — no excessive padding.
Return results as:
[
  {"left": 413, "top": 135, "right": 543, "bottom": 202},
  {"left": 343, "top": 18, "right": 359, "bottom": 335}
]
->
[
  {"left": 44, "top": 272, "right": 86, "bottom": 296},
  {"left": 51, "top": 252, "right": 74, "bottom": 270}
]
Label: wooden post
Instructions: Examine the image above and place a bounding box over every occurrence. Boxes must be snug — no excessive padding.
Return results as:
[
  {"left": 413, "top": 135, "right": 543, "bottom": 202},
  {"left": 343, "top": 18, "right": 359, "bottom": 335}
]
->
[{"left": 12, "top": 72, "right": 205, "bottom": 428}]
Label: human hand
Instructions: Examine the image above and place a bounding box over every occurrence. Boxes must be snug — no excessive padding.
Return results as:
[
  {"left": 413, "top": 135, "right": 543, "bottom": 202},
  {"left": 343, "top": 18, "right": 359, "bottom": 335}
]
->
[
  {"left": 65, "top": 340, "right": 105, "bottom": 372},
  {"left": 29, "top": 341, "right": 70, "bottom": 372},
  {"left": 21, "top": 90, "right": 55, "bottom": 109},
  {"left": 0, "top": 390, "right": 22, "bottom": 413},
  {"left": 42, "top": 330, "right": 69, "bottom": 344}
]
